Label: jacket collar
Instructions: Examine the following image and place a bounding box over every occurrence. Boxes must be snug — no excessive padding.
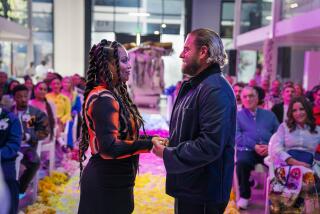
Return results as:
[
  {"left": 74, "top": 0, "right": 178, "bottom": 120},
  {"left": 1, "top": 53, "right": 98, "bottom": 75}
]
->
[{"left": 188, "top": 63, "right": 221, "bottom": 88}]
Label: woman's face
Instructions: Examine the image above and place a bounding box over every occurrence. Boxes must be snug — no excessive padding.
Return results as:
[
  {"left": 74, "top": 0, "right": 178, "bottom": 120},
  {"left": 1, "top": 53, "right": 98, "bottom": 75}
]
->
[
  {"left": 34, "top": 83, "right": 48, "bottom": 100},
  {"left": 50, "top": 78, "right": 61, "bottom": 93},
  {"left": 24, "top": 79, "right": 33, "bottom": 90},
  {"left": 10, "top": 81, "right": 19, "bottom": 91},
  {"left": 292, "top": 102, "right": 307, "bottom": 125},
  {"left": 118, "top": 46, "right": 131, "bottom": 82},
  {"left": 62, "top": 77, "right": 72, "bottom": 91}
]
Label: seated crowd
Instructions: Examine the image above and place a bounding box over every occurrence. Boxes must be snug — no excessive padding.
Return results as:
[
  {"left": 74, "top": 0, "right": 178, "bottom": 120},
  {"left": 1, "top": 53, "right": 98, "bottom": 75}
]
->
[
  {"left": 0, "top": 70, "right": 85, "bottom": 214},
  {"left": 232, "top": 76, "right": 320, "bottom": 213}
]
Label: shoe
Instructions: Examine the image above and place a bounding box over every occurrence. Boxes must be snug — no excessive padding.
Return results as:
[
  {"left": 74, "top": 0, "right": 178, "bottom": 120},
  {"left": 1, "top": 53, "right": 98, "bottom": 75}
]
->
[
  {"left": 19, "top": 193, "right": 26, "bottom": 200},
  {"left": 237, "top": 198, "right": 249, "bottom": 210}
]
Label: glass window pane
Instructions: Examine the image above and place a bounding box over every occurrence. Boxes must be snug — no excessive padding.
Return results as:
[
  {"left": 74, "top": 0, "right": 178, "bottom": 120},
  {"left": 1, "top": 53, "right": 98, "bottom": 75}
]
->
[
  {"left": 33, "top": 32, "right": 53, "bottom": 67},
  {"left": 32, "top": 13, "right": 53, "bottom": 31},
  {"left": 95, "top": 0, "right": 141, "bottom": 7}
]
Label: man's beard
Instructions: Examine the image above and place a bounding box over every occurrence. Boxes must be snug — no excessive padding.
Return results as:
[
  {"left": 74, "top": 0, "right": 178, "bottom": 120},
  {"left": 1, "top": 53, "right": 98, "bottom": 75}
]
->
[{"left": 182, "top": 59, "right": 201, "bottom": 77}]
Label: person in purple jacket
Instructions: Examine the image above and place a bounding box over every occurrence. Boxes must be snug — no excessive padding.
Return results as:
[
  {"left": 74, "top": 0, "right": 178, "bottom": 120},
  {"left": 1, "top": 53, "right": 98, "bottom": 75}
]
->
[{"left": 236, "top": 86, "right": 279, "bottom": 209}]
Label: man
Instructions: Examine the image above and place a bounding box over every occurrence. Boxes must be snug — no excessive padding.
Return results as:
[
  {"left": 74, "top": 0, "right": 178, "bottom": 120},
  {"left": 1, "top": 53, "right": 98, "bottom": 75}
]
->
[
  {"left": 35, "top": 60, "right": 48, "bottom": 81},
  {"left": 313, "top": 85, "right": 320, "bottom": 125},
  {"left": 233, "top": 82, "right": 245, "bottom": 111},
  {"left": 11, "top": 85, "right": 49, "bottom": 195},
  {"left": 271, "top": 84, "right": 296, "bottom": 123},
  {"left": 264, "top": 79, "right": 282, "bottom": 109},
  {"left": 0, "top": 106, "right": 22, "bottom": 214},
  {"left": 152, "top": 28, "right": 236, "bottom": 214},
  {"left": 235, "top": 86, "right": 279, "bottom": 209},
  {"left": 24, "top": 62, "right": 36, "bottom": 77}
]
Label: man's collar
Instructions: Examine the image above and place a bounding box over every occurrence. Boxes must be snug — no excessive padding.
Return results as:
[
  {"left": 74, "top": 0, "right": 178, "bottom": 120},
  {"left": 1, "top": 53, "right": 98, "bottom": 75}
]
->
[{"left": 189, "top": 63, "right": 221, "bottom": 88}]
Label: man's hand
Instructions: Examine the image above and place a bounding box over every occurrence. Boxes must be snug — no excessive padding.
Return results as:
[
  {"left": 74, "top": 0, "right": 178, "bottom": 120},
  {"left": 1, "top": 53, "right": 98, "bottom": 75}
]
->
[
  {"left": 152, "top": 140, "right": 166, "bottom": 159},
  {"left": 254, "top": 144, "right": 268, "bottom": 157}
]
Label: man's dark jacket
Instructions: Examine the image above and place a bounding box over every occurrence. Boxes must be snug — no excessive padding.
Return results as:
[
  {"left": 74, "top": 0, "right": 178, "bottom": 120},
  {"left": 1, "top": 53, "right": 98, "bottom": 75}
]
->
[
  {"left": 0, "top": 108, "right": 22, "bottom": 180},
  {"left": 164, "top": 63, "right": 237, "bottom": 203},
  {"left": 271, "top": 102, "right": 284, "bottom": 123}
]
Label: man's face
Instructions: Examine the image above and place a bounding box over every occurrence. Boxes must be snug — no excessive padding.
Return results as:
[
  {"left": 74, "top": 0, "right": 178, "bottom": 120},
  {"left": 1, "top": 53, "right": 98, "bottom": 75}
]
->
[
  {"left": 233, "top": 85, "right": 243, "bottom": 102},
  {"left": 241, "top": 88, "right": 258, "bottom": 110},
  {"left": 282, "top": 87, "right": 295, "bottom": 104},
  {"left": 14, "top": 90, "right": 29, "bottom": 109},
  {"left": 179, "top": 34, "right": 201, "bottom": 76},
  {"left": 0, "top": 72, "right": 8, "bottom": 85},
  {"left": 271, "top": 80, "right": 281, "bottom": 96}
]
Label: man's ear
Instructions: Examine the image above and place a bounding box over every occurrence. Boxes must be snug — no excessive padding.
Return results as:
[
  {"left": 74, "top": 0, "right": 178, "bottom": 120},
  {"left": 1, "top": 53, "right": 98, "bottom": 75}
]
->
[{"left": 199, "top": 45, "right": 209, "bottom": 61}]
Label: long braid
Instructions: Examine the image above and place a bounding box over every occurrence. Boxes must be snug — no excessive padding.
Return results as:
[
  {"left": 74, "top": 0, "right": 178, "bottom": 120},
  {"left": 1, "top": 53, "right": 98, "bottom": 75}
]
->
[
  {"left": 112, "top": 42, "right": 145, "bottom": 136},
  {"left": 79, "top": 44, "right": 99, "bottom": 177}
]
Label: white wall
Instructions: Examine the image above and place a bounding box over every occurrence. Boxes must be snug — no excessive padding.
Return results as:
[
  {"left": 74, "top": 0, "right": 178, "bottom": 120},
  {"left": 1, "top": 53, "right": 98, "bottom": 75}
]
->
[
  {"left": 54, "top": 0, "right": 84, "bottom": 77},
  {"left": 191, "top": 0, "right": 221, "bottom": 33},
  {"left": 303, "top": 51, "right": 320, "bottom": 90},
  {"left": 161, "top": 34, "right": 184, "bottom": 88}
]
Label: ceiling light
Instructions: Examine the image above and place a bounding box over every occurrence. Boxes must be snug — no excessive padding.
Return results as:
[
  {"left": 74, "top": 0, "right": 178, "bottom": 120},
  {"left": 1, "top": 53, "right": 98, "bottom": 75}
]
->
[
  {"left": 290, "top": 3, "right": 298, "bottom": 9},
  {"left": 154, "top": 31, "right": 160, "bottom": 35},
  {"left": 161, "top": 23, "right": 166, "bottom": 28},
  {"left": 128, "top": 12, "right": 150, "bottom": 17},
  {"left": 265, "top": 16, "right": 272, "bottom": 20}
]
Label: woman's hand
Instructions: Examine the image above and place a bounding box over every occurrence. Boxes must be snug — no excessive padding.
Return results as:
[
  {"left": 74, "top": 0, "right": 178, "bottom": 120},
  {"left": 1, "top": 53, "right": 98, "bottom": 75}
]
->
[
  {"left": 286, "top": 157, "right": 311, "bottom": 168},
  {"left": 151, "top": 136, "right": 169, "bottom": 146}
]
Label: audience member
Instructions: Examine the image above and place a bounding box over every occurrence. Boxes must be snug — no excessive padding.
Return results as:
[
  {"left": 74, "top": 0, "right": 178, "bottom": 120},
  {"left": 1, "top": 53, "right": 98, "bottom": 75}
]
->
[
  {"left": 271, "top": 84, "right": 295, "bottom": 123},
  {"left": 29, "top": 82, "right": 56, "bottom": 140},
  {"left": 294, "top": 83, "right": 304, "bottom": 96},
  {"left": 269, "top": 96, "right": 320, "bottom": 213},
  {"left": 1, "top": 80, "right": 20, "bottom": 109},
  {"left": 313, "top": 85, "right": 320, "bottom": 125},
  {"left": 233, "top": 82, "right": 245, "bottom": 111},
  {"left": 61, "top": 76, "right": 81, "bottom": 149},
  {"left": 11, "top": 85, "right": 49, "bottom": 195},
  {"left": 236, "top": 86, "right": 279, "bottom": 210},
  {"left": 0, "top": 106, "right": 22, "bottom": 214}
]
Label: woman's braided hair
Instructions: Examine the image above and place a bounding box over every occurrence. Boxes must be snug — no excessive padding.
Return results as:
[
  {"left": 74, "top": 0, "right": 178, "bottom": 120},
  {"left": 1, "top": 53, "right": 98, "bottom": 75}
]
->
[{"left": 79, "top": 39, "right": 145, "bottom": 176}]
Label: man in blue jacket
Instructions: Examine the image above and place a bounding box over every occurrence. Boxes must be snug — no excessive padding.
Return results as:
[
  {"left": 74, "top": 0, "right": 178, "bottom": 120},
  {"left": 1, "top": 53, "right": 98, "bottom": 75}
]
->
[
  {"left": 236, "top": 86, "right": 279, "bottom": 209},
  {"left": 153, "top": 28, "right": 236, "bottom": 213},
  {"left": 0, "top": 106, "right": 22, "bottom": 214},
  {"left": 11, "top": 85, "right": 49, "bottom": 195}
]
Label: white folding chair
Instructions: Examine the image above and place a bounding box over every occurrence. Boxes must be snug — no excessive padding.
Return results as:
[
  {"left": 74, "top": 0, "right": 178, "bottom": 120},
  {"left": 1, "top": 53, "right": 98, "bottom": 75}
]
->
[
  {"left": 264, "top": 156, "right": 275, "bottom": 214},
  {"left": 32, "top": 138, "right": 56, "bottom": 201},
  {"left": 15, "top": 152, "right": 24, "bottom": 180}
]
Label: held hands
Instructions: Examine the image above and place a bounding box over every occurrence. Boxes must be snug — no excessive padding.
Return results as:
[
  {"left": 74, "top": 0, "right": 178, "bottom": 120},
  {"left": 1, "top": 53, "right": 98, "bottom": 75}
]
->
[
  {"left": 151, "top": 136, "right": 169, "bottom": 159},
  {"left": 254, "top": 144, "right": 268, "bottom": 157}
]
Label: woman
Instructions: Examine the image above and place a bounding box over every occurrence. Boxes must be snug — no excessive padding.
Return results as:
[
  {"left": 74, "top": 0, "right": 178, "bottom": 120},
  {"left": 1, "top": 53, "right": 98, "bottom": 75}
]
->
[
  {"left": 61, "top": 76, "right": 82, "bottom": 149},
  {"left": 0, "top": 80, "right": 19, "bottom": 109},
  {"left": 269, "top": 96, "right": 320, "bottom": 213},
  {"left": 78, "top": 40, "right": 163, "bottom": 214},
  {"left": 29, "top": 82, "right": 56, "bottom": 141},
  {"left": 24, "top": 75, "right": 34, "bottom": 99},
  {"left": 46, "top": 77, "right": 71, "bottom": 139}
]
